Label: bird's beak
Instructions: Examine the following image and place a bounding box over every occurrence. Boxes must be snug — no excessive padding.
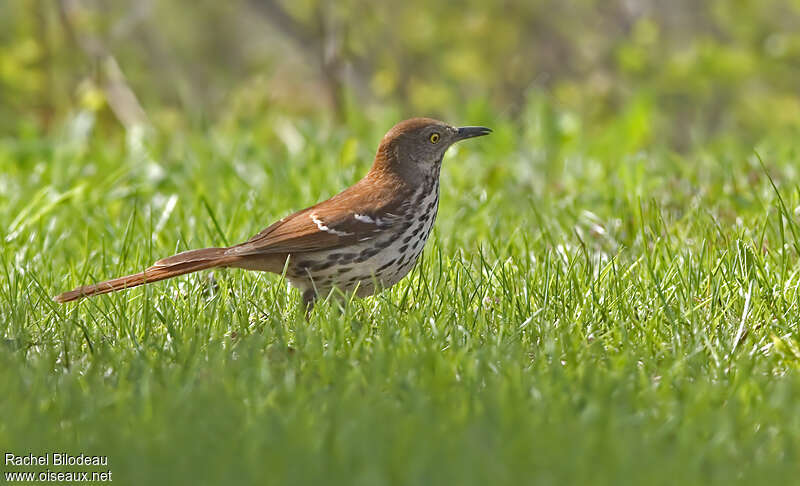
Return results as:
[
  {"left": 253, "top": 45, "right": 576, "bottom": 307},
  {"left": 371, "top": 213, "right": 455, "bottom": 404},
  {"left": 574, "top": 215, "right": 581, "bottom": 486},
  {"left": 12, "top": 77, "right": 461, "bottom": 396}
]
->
[{"left": 455, "top": 126, "right": 492, "bottom": 141}]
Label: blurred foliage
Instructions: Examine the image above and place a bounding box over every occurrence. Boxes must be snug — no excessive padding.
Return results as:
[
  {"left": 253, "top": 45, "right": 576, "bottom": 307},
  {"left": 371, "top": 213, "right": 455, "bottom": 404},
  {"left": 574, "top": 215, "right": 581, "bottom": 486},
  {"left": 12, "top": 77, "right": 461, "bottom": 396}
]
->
[{"left": 1, "top": 0, "right": 799, "bottom": 150}]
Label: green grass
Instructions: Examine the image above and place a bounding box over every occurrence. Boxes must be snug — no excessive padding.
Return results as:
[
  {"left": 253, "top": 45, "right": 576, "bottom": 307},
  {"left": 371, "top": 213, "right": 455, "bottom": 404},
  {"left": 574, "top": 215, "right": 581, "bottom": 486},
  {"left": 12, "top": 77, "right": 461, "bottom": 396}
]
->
[{"left": 2, "top": 110, "right": 800, "bottom": 485}]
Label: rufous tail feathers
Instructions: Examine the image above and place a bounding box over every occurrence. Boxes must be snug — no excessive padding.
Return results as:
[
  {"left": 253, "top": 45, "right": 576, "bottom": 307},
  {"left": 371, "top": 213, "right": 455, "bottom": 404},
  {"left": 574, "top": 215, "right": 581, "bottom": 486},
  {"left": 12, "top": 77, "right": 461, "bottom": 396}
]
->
[{"left": 54, "top": 248, "right": 236, "bottom": 303}]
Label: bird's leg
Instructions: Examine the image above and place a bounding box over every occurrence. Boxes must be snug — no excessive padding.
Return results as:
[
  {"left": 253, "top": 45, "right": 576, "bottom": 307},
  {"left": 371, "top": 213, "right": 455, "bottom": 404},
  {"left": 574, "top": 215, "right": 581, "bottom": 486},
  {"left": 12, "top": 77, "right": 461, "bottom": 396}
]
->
[{"left": 302, "top": 288, "right": 316, "bottom": 320}]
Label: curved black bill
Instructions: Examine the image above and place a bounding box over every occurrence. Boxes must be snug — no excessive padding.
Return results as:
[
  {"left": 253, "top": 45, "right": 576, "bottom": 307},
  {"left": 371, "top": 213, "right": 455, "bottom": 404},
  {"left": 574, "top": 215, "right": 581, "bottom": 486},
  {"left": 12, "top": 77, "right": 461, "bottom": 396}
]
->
[{"left": 456, "top": 126, "right": 492, "bottom": 140}]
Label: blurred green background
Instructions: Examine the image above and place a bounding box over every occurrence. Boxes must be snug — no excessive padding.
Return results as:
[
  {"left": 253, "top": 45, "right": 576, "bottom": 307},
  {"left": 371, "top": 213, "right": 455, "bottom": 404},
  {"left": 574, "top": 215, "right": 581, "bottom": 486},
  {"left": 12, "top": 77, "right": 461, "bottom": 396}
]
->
[{"left": 3, "top": 0, "right": 799, "bottom": 147}]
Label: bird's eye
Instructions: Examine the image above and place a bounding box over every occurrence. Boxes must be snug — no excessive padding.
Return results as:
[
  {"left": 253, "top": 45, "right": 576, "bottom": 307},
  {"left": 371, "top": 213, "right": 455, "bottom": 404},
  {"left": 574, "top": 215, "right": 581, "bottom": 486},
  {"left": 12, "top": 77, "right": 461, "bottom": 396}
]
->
[{"left": 429, "top": 133, "right": 440, "bottom": 144}]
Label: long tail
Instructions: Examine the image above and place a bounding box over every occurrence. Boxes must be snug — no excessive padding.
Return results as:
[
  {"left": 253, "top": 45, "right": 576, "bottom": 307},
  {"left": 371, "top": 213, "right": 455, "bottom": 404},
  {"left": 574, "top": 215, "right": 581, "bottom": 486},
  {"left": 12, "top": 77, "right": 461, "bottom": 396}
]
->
[{"left": 54, "top": 248, "right": 239, "bottom": 303}]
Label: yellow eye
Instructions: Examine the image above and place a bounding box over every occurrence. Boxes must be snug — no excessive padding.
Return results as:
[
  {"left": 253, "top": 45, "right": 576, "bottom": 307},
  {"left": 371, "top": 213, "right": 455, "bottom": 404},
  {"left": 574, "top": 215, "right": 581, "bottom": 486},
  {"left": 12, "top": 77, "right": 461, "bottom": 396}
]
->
[{"left": 429, "top": 133, "right": 440, "bottom": 144}]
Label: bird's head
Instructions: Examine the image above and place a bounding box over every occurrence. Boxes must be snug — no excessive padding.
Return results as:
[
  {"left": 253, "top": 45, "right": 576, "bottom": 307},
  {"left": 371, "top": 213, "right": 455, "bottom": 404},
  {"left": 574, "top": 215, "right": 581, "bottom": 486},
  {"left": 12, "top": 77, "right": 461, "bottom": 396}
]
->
[{"left": 374, "top": 117, "right": 491, "bottom": 183}]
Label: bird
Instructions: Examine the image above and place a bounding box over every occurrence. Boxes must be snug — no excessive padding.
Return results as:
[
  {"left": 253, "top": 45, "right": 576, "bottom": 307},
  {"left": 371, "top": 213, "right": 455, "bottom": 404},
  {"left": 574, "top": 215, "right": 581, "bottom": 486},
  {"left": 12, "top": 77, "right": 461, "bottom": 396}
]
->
[{"left": 54, "top": 117, "right": 491, "bottom": 310}]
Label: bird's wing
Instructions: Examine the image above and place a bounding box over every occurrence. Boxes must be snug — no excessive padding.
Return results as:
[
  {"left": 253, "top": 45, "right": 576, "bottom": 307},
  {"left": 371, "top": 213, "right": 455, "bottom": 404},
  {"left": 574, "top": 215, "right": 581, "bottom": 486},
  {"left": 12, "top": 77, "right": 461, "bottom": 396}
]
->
[{"left": 225, "top": 181, "right": 412, "bottom": 256}]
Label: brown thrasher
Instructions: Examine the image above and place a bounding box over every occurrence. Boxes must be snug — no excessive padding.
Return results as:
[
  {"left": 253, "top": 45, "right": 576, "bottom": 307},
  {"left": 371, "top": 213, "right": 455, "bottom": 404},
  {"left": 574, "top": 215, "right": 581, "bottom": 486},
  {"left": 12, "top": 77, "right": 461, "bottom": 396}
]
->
[{"left": 54, "top": 118, "right": 491, "bottom": 309}]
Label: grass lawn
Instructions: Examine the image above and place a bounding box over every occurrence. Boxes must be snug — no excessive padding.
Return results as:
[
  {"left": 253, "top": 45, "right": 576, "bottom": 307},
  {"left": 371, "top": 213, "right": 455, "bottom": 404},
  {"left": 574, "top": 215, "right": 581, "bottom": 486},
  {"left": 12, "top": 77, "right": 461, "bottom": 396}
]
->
[{"left": 2, "top": 110, "right": 800, "bottom": 484}]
